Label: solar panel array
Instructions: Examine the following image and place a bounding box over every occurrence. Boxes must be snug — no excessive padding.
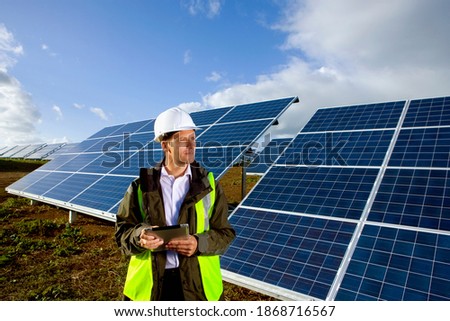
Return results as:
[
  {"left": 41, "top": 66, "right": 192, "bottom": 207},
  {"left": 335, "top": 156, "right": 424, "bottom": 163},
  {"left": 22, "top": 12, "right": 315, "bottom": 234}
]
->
[
  {"left": 1, "top": 145, "right": 30, "bottom": 158},
  {"left": 222, "top": 96, "right": 450, "bottom": 301},
  {"left": 0, "top": 143, "right": 71, "bottom": 160},
  {"left": 9, "top": 144, "right": 47, "bottom": 159},
  {"left": 6, "top": 97, "right": 298, "bottom": 222},
  {"left": 0, "top": 146, "right": 10, "bottom": 154},
  {"left": 24, "top": 143, "right": 66, "bottom": 160}
]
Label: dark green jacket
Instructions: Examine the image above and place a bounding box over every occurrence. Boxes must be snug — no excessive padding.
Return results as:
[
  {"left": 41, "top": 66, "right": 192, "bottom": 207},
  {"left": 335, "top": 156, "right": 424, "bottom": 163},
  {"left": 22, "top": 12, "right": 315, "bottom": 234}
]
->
[{"left": 115, "top": 161, "right": 235, "bottom": 300}]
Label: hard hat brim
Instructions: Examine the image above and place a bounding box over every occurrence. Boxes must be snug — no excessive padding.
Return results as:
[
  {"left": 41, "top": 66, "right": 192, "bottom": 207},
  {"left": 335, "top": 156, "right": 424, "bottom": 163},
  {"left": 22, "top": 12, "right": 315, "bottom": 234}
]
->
[{"left": 154, "top": 126, "right": 201, "bottom": 142}]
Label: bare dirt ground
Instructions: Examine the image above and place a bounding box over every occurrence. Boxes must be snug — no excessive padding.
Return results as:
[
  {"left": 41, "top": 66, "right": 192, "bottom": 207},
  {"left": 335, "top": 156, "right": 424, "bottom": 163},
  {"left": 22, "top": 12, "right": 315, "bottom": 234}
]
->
[{"left": 0, "top": 162, "right": 274, "bottom": 301}]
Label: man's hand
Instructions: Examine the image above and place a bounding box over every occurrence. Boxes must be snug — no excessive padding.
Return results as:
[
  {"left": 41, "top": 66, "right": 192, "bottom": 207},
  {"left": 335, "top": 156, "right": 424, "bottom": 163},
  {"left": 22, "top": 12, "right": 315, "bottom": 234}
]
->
[
  {"left": 166, "top": 235, "right": 198, "bottom": 257},
  {"left": 139, "top": 228, "right": 164, "bottom": 250}
]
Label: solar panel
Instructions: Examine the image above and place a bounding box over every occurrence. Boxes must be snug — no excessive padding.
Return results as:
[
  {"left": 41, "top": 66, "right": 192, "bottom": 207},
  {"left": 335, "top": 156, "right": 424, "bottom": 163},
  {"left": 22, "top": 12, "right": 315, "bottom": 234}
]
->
[
  {"left": 46, "top": 143, "right": 79, "bottom": 160},
  {"left": 1, "top": 146, "right": 13, "bottom": 157},
  {"left": 247, "top": 138, "right": 292, "bottom": 175},
  {"left": 6, "top": 97, "right": 298, "bottom": 222},
  {"left": 0, "top": 146, "right": 10, "bottom": 155},
  {"left": 222, "top": 95, "right": 450, "bottom": 301},
  {"left": 369, "top": 169, "right": 450, "bottom": 231},
  {"left": 196, "top": 119, "right": 274, "bottom": 147},
  {"left": 25, "top": 143, "right": 66, "bottom": 160},
  {"left": 301, "top": 101, "right": 405, "bottom": 132},
  {"left": 1, "top": 145, "right": 30, "bottom": 158},
  {"left": 388, "top": 127, "right": 450, "bottom": 168},
  {"left": 9, "top": 144, "right": 47, "bottom": 159},
  {"left": 190, "top": 106, "right": 233, "bottom": 126}
]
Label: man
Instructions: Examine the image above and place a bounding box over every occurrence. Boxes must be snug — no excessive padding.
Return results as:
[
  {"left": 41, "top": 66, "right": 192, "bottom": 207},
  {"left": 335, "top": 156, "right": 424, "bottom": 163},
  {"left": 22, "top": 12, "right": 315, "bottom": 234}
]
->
[{"left": 115, "top": 107, "right": 235, "bottom": 301}]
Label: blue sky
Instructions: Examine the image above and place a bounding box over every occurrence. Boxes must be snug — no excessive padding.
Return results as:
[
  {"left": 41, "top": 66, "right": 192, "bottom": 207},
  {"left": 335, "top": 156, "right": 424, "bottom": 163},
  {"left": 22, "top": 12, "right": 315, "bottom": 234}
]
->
[{"left": 1, "top": 0, "right": 449, "bottom": 146}]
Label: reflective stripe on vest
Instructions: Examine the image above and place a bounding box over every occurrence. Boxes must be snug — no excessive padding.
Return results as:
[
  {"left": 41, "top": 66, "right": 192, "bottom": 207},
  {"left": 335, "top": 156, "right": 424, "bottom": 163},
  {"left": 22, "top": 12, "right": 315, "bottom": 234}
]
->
[{"left": 123, "top": 172, "right": 221, "bottom": 301}]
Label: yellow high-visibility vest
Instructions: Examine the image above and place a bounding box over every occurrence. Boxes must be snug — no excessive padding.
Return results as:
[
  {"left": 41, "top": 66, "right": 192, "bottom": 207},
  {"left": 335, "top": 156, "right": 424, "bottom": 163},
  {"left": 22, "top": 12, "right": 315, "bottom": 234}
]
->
[{"left": 123, "top": 172, "right": 222, "bottom": 301}]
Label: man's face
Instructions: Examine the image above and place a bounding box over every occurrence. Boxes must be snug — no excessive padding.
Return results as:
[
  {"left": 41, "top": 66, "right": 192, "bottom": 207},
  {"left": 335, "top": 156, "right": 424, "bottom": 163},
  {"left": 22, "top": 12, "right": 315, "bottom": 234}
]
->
[{"left": 163, "top": 130, "right": 196, "bottom": 167}]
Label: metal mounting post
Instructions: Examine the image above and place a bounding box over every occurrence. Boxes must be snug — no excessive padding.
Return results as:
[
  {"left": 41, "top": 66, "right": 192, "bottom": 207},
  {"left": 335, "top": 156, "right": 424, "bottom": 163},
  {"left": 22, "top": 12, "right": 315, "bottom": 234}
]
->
[{"left": 69, "top": 210, "right": 77, "bottom": 223}]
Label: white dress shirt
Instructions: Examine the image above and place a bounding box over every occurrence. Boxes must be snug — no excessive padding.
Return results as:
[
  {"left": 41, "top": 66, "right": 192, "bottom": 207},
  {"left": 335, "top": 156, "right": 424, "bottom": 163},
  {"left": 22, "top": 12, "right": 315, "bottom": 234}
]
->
[{"left": 160, "top": 164, "right": 191, "bottom": 269}]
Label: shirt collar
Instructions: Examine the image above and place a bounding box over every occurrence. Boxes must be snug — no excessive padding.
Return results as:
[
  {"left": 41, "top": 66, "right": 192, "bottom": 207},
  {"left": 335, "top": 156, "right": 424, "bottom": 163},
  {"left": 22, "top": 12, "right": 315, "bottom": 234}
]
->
[{"left": 161, "top": 164, "right": 191, "bottom": 179}]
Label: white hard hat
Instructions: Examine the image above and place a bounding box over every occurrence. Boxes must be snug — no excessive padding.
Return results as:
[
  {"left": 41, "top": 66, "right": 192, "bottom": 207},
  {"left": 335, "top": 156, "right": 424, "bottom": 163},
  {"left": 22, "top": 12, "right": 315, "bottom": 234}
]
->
[{"left": 153, "top": 107, "right": 200, "bottom": 142}]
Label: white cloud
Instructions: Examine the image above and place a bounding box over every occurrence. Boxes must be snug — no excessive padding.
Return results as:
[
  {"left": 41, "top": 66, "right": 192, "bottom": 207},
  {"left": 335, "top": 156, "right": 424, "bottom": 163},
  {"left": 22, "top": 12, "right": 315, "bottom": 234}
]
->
[
  {"left": 198, "top": 0, "right": 450, "bottom": 138},
  {"left": 175, "top": 101, "right": 203, "bottom": 113},
  {"left": 185, "top": 0, "right": 223, "bottom": 19},
  {"left": 90, "top": 107, "right": 108, "bottom": 121},
  {"left": 0, "top": 23, "right": 24, "bottom": 72},
  {"left": 0, "top": 24, "right": 41, "bottom": 146},
  {"left": 73, "top": 103, "right": 85, "bottom": 109},
  {"left": 52, "top": 105, "right": 63, "bottom": 120},
  {"left": 0, "top": 71, "right": 42, "bottom": 145},
  {"left": 277, "top": 0, "right": 450, "bottom": 71},
  {"left": 50, "top": 136, "right": 69, "bottom": 144},
  {"left": 41, "top": 43, "right": 57, "bottom": 57},
  {"left": 184, "top": 50, "right": 192, "bottom": 65},
  {"left": 206, "top": 71, "right": 223, "bottom": 82}
]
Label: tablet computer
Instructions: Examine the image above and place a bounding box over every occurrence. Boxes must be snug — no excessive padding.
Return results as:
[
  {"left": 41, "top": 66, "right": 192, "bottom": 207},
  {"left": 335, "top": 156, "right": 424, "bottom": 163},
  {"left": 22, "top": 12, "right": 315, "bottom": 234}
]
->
[{"left": 144, "top": 224, "right": 189, "bottom": 251}]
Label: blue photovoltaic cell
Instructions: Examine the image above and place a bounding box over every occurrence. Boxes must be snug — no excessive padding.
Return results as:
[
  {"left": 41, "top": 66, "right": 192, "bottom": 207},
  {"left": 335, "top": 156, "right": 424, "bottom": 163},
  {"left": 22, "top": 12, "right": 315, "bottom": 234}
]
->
[
  {"left": 71, "top": 175, "right": 136, "bottom": 212},
  {"left": 276, "top": 130, "right": 394, "bottom": 167},
  {"left": 106, "top": 132, "right": 155, "bottom": 151},
  {"left": 42, "top": 173, "right": 102, "bottom": 202},
  {"left": 222, "top": 208, "right": 356, "bottom": 300},
  {"left": 248, "top": 138, "right": 292, "bottom": 174},
  {"left": 302, "top": 101, "right": 405, "bottom": 133},
  {"left": 109, "top": 203, "right": 120, "bottom": 216},
  {"left": 79, "top": 153, "right": 122, "bottom": 174},
  {"left": 23, "top": 172, "right": 72, "bottom": 195},
  {"left": 368, "top": 169, "right": 450, "bottom": 232},
  {"left": 35, "top": 154, "right": 78, "bottom": 171},
  {"left": 65, "top": 139, "right": 103, "bottom": 154},
  {"left": 336, "top": 225, "right": 450, "bottom": 300},
  {"left": 54, "top": 153, "right": 102, "bottom": 173},
  {"left": 6, "top": 171, "right": 51, "bottom": 192},
  {"left": 197, "top": 119, "right": 273, "bottom": 147},
  {"left": 388, "top": 127, "right": 450, "bottom": 168},
  {"left": 84, "top": 136, "right": 132, "bottom": 153},
  {"left": 242, "top": 166, "right": 379, "bottom": 220},
  {"left": 88, "top": 123, "right": 127, "bottom": 139},
  {"left": 217, "top": 97, "right": 294, "bottom": 124},
  {"left": 109, "top": 150, "right": 163, "bottom": 176},
  {"left": 190, "top": 107, "right": 232, "bottom": 126},
  {"left": 403, "top": 96, "right": 450, "bottom": 128},
  {"left": 109, "top": 120, "right": 152, "bottom": 137},
  {"left": 135, "top": 120, "right": 154, "bottom": 133}
]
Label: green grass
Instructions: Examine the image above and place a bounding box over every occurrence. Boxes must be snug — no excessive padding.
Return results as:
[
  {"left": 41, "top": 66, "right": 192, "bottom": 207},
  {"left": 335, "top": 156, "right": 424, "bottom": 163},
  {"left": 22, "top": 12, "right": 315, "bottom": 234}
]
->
[{"left": 0, "top": 159, "right": 46, "bottom": 172}]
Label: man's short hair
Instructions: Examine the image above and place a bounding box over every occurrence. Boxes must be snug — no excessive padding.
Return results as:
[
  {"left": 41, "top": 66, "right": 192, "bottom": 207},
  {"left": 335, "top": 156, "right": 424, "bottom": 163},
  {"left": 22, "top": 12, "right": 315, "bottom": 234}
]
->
[{"left": 161, "top": 131, "right": 177, "bottom": 142}]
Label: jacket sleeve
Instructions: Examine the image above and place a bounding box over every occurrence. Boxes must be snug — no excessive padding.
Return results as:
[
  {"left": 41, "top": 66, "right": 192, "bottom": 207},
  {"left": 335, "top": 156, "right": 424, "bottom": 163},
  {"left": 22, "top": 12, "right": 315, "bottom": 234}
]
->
[
  {"left": 195, "top": 180, "right": 236, "bottom": 255},
  {"left": 115, "top": 179, "right": 150, "bottom": 256}
]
